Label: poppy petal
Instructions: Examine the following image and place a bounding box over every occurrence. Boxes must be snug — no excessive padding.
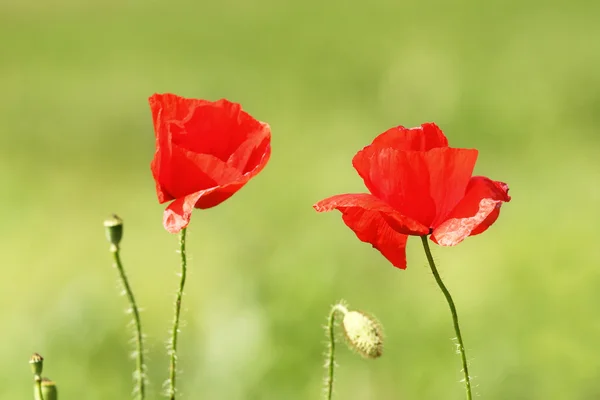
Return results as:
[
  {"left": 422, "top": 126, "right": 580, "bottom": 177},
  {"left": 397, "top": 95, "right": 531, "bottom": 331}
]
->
[
  {"left": 194, "top": 145, "right": 271, "bottom": 209},
  {"left": 342, "top": 207, "right": 410, "bottom": 269},
  {"left": 352, "top": 148, "right": 436, "bottom": 225},
  {"left": 314, "top": 193, "right": 428, "bottom": 269},
  {"left": 162, "top": 146, "right": 272, "bottom": 233},
  {"left": 352, "top": 147, "right": 477, "bottom": 228},
  {"left": 228, "top": 124, "right": 272, "bottom": 174},
  {"left": 431, "top": 176, "right": 511, "bottom": 246},
  {"left": 162, "top": 179, "right": 250, "bottom": 232},
  {"left": 149, "top": 94, "right": 259, "bottom": 162},
  {"left": 427, "top": 148, "right": 479, "bottom": 227},
  {"left": 469, "top": 179, "right": 510, "bottom": 236},
  {"left": 150, "top": 102, "right": 175, "bottom": 203},
  {"left": 177, "top": 99, "right": 264, "bottom": 162},
  {"left": 314, "top": 193, "right": 429, "bottom": 235},
  {"left": 163, "top": 190, "right": 207, "bottom": 234},
  {"left": 368, "top": 122, "right": 448, "bottom": 152}
]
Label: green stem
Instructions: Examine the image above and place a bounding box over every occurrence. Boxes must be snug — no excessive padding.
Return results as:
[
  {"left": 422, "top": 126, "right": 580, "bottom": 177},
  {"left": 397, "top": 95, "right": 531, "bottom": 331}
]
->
[
  {"left": 111, "top": 245, "right": 146, "bottom": 400},
  {"left": 420, "top": 236, "right": 472, "bottom": 400},
  {"left": 34, "top": 377, "right": 43, "bottom": 400},
  {"left": 168, "top": 227, "right": 188, "bottom": 400},
  {"left": 325, "top": 304, "right": 348, "bottom": 400}
]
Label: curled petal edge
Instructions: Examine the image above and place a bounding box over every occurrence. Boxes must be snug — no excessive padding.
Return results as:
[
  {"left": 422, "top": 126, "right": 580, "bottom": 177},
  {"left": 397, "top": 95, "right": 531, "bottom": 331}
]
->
[
  {"left": 431, "top": 177, "right": 510, "bottom": 246},
  {"left": 162, "top": 143, "right": 271, "bottom": 234},
  {"left": 163, "top": 190, "right": 212, "bottom": 234},
  {"left": 315, "top": 195, "right": 412, "bottom": 269},
  {"left": 431, "top": 198, "right": 504, "bottom": 246},
  {"left": 313, "top": 193, "right": 429, "bottom": 236}
]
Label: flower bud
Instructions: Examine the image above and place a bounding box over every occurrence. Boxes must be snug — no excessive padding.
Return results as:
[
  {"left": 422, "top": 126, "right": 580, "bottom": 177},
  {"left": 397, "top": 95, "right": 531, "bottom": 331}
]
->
[
  {"left": 104, "top": 214, "right": 123, "bottom": 248},
  {"left": 41, "top": 378, "right": 58, "bottom": 400},
  {"left": 29, "top": 353, "right": 43, "bottom": 377},
  {"left": 341, "top": 310, "right": 384, "bottom": 359}
]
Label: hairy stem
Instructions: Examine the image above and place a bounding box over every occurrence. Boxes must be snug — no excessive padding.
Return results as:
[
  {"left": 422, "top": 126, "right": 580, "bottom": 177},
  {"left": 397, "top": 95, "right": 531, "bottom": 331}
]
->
[
  {"left": 111, "top": 245, "right": 146, "bottom": 400},
  {"left": 420, "top": 236, "right": 472, "bottom": 400},
  {"left": 325, "top": 303, "right": 348, "bottom": 400},
  {"left": 168, "top": 228, "right": 188, "bottom": 400}
]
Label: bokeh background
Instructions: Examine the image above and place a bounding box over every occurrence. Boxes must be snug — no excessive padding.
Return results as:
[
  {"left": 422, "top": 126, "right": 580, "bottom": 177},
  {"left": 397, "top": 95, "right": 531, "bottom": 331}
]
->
[{"left": 2, "top": 0, "right": 600, "bottom": 398}]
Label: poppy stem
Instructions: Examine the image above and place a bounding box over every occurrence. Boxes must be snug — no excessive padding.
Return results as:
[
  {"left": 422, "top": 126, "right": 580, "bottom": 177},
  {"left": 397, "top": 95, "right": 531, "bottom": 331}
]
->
[
  {"left": 34, "top": 376, "right": 43, "bottom": 400},
  {"left": 325, "top": 303, "right": 349, "bottom": 400},
  {"left": 110, "top": 244, "right": 146, "bottom": 400},
  {"left": 168, "top": 227, "right": 188, "bottom": 400},
  {"left": 420, "top": 235, "right": 472, "bottom": 400}
]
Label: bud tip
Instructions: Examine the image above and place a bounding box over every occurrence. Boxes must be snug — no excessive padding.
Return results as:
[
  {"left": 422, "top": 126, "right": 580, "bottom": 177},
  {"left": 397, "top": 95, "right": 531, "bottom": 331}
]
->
[{"left": 29, "top": 353, "right": 43, "bottom": 377}]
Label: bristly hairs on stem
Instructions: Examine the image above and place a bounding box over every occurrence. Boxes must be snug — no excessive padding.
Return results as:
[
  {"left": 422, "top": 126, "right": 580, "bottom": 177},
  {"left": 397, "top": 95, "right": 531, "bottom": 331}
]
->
[
  {"left": 104, "top": 215, "right": 147, "bottom": 400},
  {"left": 420, "top": 235, "right": 473, "bottom": 400},
  {"left": 323, "top": 301, "right": 384, "bottom": 400},
  {"left": 166, "top": 227, "right": 188, "bottom": 400}
]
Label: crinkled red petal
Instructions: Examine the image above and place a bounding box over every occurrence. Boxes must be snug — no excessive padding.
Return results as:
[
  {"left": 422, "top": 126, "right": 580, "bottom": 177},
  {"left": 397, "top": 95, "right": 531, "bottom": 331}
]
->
[
  {"left": 368, "top": 122, "right": 449, "bottom": 152},
  {"left": 314, "top": 193, "right": 429, "bottom": 269},
  {"left": 352, "top": 147, "right": 477, "bottom": 228},
  {"left": 431, "top": 176, "right": 510, "bottom": 246}
]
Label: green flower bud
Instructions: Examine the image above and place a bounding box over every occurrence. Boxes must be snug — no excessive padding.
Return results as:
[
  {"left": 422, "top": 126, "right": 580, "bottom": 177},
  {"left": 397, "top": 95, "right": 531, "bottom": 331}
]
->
[
  {"left": 104, "top": 214, "right": 123, "bottom": 248},
  {"left": 341, "top": 310, "right": 384, "bottom": 359},
  {"left": 41, "top": 378, "right": 58, "bottom": 400},
  {"left": 29, "top": 353, "right": 43, "bottom": 377}
]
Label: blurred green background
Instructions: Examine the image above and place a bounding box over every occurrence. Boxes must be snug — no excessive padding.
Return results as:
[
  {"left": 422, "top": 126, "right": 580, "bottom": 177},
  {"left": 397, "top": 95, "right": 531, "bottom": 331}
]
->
[{"left": 1, "top": 0, "right": 600, "bottom": 398}]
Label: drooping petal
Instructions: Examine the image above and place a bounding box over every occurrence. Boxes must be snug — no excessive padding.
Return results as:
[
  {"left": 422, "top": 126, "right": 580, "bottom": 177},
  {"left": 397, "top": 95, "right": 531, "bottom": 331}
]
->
[
  {"left": 163, "top": 190, "right": 207, "bottom": 234},
  {"left": 368, "top": 122, "right": 448, "bottom": 152},
  {"left": 343, "top": 208, "right": 410, "bottom": 269},
  {"left": 314, "top": 193, "right": 418, "bottom": 269},
  {"left": 162, "top": 147, "right": 272, "bottom": 233},
  {"left": 314, "top": 193, "right": 429, "bottom": 235},
  {"left": 469, "top": 206, "right": 500, "bottom": 236},
  {"left": 162, "top": 181, "right": 244, "bottom": 233},
  {"left": 469, "top": 180, "right": 510, "bottom": 236},
  {"left": 431, "top": 176, "right": 511, "bottom": 246},
  {"left": 352, "top": 147, "right": 477, "bottom": 228}
]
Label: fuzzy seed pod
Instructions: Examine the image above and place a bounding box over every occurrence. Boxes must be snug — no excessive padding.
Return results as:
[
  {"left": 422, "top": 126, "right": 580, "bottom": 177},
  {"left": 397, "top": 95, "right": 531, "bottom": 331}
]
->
[{"left": 341, "top": 310, "right": 384, "bottom": 359}]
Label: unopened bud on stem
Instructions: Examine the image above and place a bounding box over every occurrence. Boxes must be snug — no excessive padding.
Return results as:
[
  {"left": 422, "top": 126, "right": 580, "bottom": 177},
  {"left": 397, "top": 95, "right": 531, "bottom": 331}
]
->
[
  {"left": 341, "top": 310, "right": 384, "bottom": 359},
  {"left": 104, "top": 214, "right": 123, "bottom": 249},
  {"left": 324, "top": 302, "right": 384, "bottom": 399},
  {"left": 29, "top": 353, "right": 43, "bottom": 378},
  {"left": 41, "top": 378, "right": 58, "bottom": 400}
]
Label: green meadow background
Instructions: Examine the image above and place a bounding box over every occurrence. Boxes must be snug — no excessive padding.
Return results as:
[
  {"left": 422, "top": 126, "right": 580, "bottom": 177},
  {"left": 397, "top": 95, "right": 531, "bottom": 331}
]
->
[{"left": 1, "top": 0, "right": 600, "bottom": 398}]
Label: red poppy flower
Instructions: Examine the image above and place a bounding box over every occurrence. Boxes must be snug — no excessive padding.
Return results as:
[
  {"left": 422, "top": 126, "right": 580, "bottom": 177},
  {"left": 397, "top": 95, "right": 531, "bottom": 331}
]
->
[
  {"left": 314, "top": 123, "right": 510, "bottom": 269},
  {"left": 149, "top": 93, "right": 271, "bottom": 233}
]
